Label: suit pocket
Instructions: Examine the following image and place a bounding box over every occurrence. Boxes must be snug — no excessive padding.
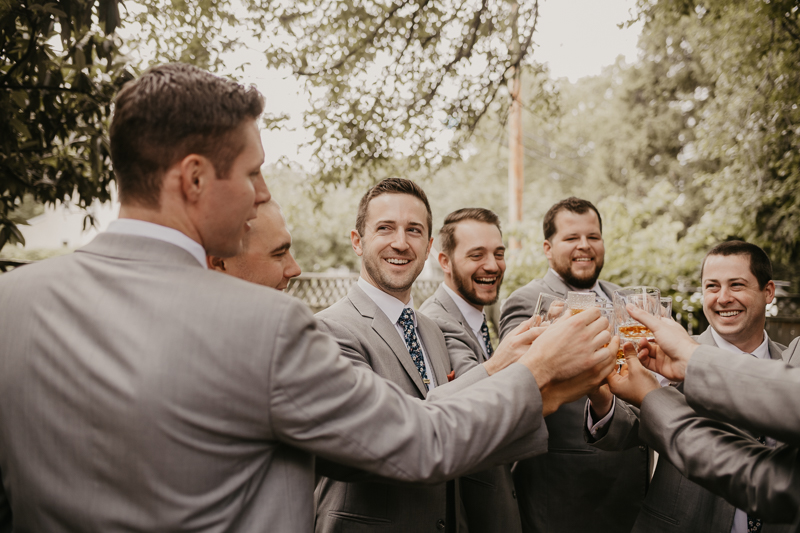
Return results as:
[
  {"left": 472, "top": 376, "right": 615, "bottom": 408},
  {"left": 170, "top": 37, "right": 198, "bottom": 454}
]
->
[{"left": 327, "top": 511, "right": 391, "bottom": 525}]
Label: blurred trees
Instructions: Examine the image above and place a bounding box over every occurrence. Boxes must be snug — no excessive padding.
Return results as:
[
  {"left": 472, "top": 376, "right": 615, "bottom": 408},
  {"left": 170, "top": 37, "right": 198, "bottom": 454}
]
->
[
  {"left": 1, "top": 0, "right": 127, "bottom": 250},
  {"left": 259, "top": 0, "right": 542, "bottom": 186}
]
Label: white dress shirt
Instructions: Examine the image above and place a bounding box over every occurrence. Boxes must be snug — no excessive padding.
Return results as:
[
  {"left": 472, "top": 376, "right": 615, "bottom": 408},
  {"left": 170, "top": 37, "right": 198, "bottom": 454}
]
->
[
  {"left": 442, "top": 283, "right": 491, "bottom": 359},
  {"left": 106, "top": 219, "right": 207, "bottom": 269},
  {"left": 357, "top": 277, "right": 437, "bottom": 389}
]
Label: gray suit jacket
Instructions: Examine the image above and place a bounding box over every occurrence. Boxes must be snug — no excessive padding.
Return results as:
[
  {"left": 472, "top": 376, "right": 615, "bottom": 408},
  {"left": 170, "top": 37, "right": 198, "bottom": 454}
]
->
[
  {"left": 314, "top": 284, "right": 548, "bottom": 532},
  {"left": 0, "top": 234, "right": 550, "bottom": 532},
  {"left": 500, "top": 271, "right": 648, "bottom": 533},
  {"left": 420, "top": 284, "right": 524, "bottom": 533},
  {"left": 590, "top": 328, "right": 793, "bottom": 532},
  {"left": 637, "top": 338, "right": 800, "bottom": 527}
]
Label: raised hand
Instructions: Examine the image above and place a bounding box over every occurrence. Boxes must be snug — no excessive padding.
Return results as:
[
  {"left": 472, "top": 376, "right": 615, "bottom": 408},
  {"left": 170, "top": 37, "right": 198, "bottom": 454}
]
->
[
  {"left": 484, "top": 316, "right": 547, "bottom": 376},
  {"left": 626, "top": 305, "right": 699, "bottom": 382},
  {"left": 607, "top": 341, "right": 661, "bottom": 407},
  {"left": 519, "top": 308, "right": 617, "bottom": 415}
]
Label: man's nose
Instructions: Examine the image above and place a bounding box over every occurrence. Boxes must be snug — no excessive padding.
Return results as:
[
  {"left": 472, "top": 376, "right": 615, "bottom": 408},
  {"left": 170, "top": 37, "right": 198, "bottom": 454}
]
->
[
  {"left": 391, "top": 230, "right": 410, "bottom": 251},
  {"left": 254, "top": 177, "right": 270, "bottom": 206}
]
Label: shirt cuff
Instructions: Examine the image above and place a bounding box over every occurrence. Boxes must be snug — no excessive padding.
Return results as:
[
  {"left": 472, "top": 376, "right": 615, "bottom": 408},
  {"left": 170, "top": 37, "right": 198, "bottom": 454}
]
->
[{"left": 586, "top": 395, "right": 616, "bottom": 437}]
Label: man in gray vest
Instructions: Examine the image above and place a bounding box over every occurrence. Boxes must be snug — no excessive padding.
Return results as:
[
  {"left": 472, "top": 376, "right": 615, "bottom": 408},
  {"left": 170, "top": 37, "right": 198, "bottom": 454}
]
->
[{"left": 500, "top": 197, "right": 648, "bottom": 533}]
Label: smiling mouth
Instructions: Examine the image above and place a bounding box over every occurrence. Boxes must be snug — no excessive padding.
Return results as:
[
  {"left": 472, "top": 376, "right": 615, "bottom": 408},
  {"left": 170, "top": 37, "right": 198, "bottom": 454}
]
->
[
  {"left": 718, "top": 310, "right": 743, "bottom": 317},
  {"left": 474, "top": 276, "right": 498, "bottom": 285},
  {"left": 573, "top": 257, "right": 593, "bottom": 263},
  {"left": 385, "top": 258, "right": 410, "bottom": 265}
]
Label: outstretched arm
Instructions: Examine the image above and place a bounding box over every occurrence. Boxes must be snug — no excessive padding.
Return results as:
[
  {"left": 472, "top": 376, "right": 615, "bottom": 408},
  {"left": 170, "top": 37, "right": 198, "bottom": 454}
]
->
[{"left": 638, "top": 386, "right": 800, "bottom": 524}]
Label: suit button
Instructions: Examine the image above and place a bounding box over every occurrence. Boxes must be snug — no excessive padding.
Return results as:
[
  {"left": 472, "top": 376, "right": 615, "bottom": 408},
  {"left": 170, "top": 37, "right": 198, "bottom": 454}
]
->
[
  {"left": 638, "top": 445, "right": 646, "bottom": 451},
  {"left": 437, "top": 519, "right": 445, "bottom": 530},
  {"left": 512, "top": 490, "right": 517, "bottom": 499}
]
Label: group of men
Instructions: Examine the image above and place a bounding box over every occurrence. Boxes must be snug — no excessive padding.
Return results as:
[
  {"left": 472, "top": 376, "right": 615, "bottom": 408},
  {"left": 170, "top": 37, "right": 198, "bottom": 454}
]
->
[{"left": 0, "top": 63, "right": 797, "bottom": 532}]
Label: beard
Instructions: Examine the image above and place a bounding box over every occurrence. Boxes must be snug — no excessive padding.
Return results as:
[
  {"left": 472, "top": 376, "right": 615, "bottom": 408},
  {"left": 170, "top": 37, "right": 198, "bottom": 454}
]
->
[
  {"left": 552, "top": 256, "right": 604, "bottom": 290},
  {"left": 453, "top": 265, "right": 501, "bottom": 307}
]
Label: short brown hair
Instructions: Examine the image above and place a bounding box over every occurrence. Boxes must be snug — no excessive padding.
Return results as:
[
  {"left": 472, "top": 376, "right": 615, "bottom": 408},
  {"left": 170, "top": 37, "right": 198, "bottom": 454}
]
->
[
  {"left": 542, "top": 197, "right": 603, "bottom": 241},
  {"left": 355, "top": 178, "right": 432, "bottom": 238},
  {"left": 110, "top": 63, "right": 265, "bottom": 207},
  {"left": 701, "top": 240, "right": 772, "bottom": 290},
  {"left": 439, "top": 208, "right": 502, "bottom": 256}
]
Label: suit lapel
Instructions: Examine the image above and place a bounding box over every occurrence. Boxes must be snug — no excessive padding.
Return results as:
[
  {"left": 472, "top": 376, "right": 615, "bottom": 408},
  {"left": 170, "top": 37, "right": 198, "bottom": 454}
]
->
[
  {"left": 436, "top": 285, "right": 483, "bottom": 353},
  {"left": 767, "top": 339, "right": 786, "bottom": 362},
  {"left": 348, "top": 285, "right": 429, "bottom": 398},
  {"left": 416, "top": 316, "right": 451, "bottom": 387},
  {"left": 542, "top": 270, "right": 570, "bottom": 298}
]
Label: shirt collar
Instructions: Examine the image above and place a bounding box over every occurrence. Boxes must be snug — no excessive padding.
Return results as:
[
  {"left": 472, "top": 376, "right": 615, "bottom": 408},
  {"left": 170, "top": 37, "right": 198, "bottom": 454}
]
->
[
  {"left": 442, "top": 283, "right": 485, "bottom": 333},
  {"left": 358, "top": 277, "right": 415, "bottom": 325},
  {"left": 709, "top": 327, "right": 770, "bottom": 359},
  {"left": 548, "top": 268, "right": 609, "bottom": 301},
  {"left": 106, "top": 219, "right": 207, "bottom": 269}
]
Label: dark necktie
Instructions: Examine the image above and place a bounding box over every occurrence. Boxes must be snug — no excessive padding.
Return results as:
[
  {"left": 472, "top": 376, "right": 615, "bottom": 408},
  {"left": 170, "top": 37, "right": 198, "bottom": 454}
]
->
[
  {"left": 480, "top": 317, "right": 494, "bottom": 358},
  {"left": 398, "top": 308, "right": 430, "bottom": 388}
]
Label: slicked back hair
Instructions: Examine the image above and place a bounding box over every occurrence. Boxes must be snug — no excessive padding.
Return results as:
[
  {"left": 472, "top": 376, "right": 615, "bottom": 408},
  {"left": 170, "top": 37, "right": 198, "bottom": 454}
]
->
[
  {"left": 543, "top": 197, "right": 603, "bottom": 241},
  {"left": 701, "top": 240, "right": 773, "bottom": 290},
  {"left": 439, "top": 208, "right": 502, "bottom": 257},
  {"left": 355, "top": 178, "right": 433, "bottom": 238},
  {"left": 110, "top": 63, "right": 265, "bottom": 208}
]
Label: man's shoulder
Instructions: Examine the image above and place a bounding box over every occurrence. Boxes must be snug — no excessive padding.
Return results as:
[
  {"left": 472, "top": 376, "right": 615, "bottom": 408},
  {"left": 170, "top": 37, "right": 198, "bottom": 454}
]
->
[
  {"left": 504, "top": 278, "right": 549, "bottom": 309},
  {"left": 315, "top": 293, "right": 359, "bottom": 322},
  {"left": 419, "top": 293, "right": 447, "bottom": 320}
]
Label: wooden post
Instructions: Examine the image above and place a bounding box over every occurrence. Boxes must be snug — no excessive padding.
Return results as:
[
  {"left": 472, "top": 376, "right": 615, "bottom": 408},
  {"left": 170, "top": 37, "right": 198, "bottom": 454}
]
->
[{"left": 508, "top": 1, "right": 524, "bottom": 249}]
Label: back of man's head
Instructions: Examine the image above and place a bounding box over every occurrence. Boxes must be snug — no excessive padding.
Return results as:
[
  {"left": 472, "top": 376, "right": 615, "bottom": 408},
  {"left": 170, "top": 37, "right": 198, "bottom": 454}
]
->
[
  {"left": 438, "top": 208, "right": 502, "bottom": 257},
  {"left": 110, "top": 63, "right": 264, "bottom": 208},
  {"left": 542, "top": 197, "right": 603, "bottom": 241},
  {"left": 701, "top": 240, "right": 772, "bottom": 289},
  {"left": 355, "top": 178, "right": 433, "bottom": 238}
]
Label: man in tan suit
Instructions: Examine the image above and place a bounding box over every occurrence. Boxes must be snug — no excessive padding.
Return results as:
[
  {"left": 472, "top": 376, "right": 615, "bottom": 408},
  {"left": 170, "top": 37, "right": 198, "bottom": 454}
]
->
[
  {"left": 420, "top": 207, "right": 523, "bottom": 532},
  {"left": 207, "top": 199, "right": 301, "bottom": 290},
  {"left": 0, "top": 64, "right": 616, "bottom": 531}
]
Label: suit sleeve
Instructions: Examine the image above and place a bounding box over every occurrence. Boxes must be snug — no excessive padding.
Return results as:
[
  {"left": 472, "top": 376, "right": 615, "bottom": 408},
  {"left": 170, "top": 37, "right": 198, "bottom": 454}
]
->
[
  {"left": 585, "top": 399, "right": 645, "bottom": 450},
  {"left": 499, "top": 288, "right": 534, "bottom": 341},
  {"left": 685, "top": 345, "right": 800, "bottom": 445},
  {"left": 269, "top": 300, "right": 548, "bottom": 484},
  {"left": 639, "top": 386, "right": 800, "bottom": 523},
  {"left": 426, "top": 313, "right": 481, "bottom": 378}
]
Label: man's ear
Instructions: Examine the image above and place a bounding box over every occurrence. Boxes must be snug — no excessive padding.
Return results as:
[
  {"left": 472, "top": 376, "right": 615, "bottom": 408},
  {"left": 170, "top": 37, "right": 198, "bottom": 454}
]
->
[
  {"left": 543, "top": 240, "right": 553, "bottom": 261},
  {"left": 351, "top": 229, "right": 364, "bottom": 257},
  {"left": 438, "top": 252, "right": 451, "bottom": 275},
  {"left": 179, "top": 154, "right": 215, "bottom": 203},
  {"left": 207, "top": 256, "right": 226, "bottom": 272},
  {"left": 765, "top": 280, "right": 776, "bottom": 304}
]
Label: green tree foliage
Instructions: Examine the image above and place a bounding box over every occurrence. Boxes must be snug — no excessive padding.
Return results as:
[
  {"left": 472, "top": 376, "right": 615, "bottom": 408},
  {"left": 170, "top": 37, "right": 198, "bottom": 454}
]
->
[
  {"left": 633, "top": 0, "right": 800, "bottom": 285},
  {"left": 1, "top": 0, "right": 129, "bottom": 249},
  {"left": 260, "top": 0, "right": 542, "bottom": 186}
]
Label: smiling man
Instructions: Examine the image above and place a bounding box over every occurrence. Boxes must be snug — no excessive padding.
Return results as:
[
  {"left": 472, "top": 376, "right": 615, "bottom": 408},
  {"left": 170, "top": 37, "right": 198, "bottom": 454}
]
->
[
  {"left": 207, "top": 199, "right": 301, "bottom": 290},
  {"left": 587, "top": 241, "right": 792, "bottom": 533},
  {"left": 499, "top": 197, "right": 648, "bottom": 533},
  {"left": 419, "top": 207, "right": 522, "bottom": 533}
]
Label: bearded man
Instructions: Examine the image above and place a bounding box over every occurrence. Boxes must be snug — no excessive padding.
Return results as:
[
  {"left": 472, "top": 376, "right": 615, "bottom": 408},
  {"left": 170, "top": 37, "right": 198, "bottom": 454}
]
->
[{"left": 499, "top": 197, "right": 648, "bottom": 533}]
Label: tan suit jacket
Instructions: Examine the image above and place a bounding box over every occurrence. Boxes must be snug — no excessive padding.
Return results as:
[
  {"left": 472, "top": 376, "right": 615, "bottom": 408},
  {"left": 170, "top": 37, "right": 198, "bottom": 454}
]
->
[
  {"left": 0, "top": 234, "right": 549, "bottom": 532},
  {"left": 500, "top": 270, "right": 648, "bottom": 533},
  {"left": 314, "top": 284, "right": 549, "bottom": 532},
  {"left": 589, "top": 328, "right": 793, "bottom": 532},
  {"left": 638, "top": 338, "right": 800, "bottom": 527},
  {"left": 420, "top": 283, "right": 524, "bottom": 533}
]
